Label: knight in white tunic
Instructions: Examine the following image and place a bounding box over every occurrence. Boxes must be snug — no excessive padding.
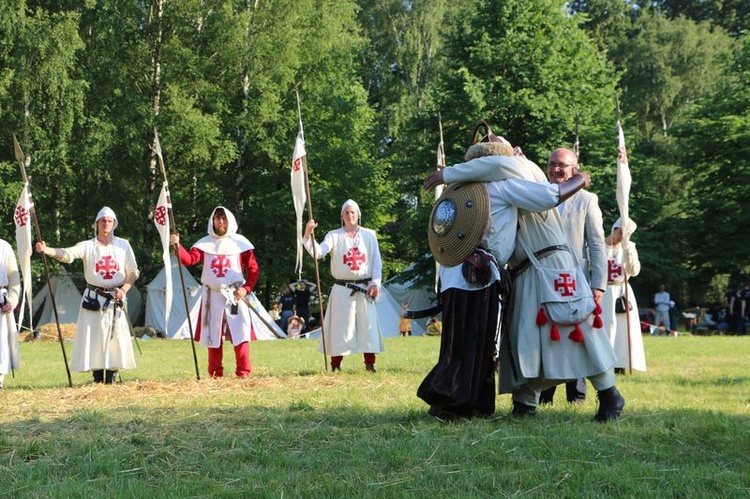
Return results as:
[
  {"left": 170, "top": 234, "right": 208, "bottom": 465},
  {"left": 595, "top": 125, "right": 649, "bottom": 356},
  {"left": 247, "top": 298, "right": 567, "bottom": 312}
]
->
[
  {"left": 304, "top": 200, "right": 384, "bottom": 372},
  {"left": 36, "top": 207, "right": 139, "bottom": 384},
  {"left": 602, "top": 218, "right": 646, "bottom": 372},
  {"left": 0, "top": 239, "right": 21, "bottom": 389},
  {"left": 172, "top": 206, "right": 259, "bottom": 378}
]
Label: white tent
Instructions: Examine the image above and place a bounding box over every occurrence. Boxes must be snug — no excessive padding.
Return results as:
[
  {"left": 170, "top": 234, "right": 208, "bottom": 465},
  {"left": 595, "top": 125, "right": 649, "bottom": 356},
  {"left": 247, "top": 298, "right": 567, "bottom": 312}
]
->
[
  {"left": 32, "top": 267, "right": 81, "bottom": 327},
  {"left": 144, "top": 258, "right": 286, "bottom": 340},
  {"left": 245, "top": 292, "right": 286, "bottom": 340},
  {"left": 383, "top": 262, "right": 437, "bottom": 336},
  {"left": 144, "top": 259, "right": 202, "bottom": 339}
]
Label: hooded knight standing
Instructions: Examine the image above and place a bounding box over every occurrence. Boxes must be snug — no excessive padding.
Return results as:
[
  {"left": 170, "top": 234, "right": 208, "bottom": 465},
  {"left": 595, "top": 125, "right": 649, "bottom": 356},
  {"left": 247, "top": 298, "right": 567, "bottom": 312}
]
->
[{"left": 171, "top": 206, "right": 259, "bottom": 378}]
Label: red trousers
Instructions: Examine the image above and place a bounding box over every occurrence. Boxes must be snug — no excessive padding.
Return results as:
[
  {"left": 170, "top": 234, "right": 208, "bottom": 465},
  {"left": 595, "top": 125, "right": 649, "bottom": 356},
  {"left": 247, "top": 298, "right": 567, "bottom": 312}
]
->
[
  {"left": 331, "top": 353, "right": 376, "bottom": 367},
  {"left": 208, "top": 340, "right": 251, "bottom": 378}
]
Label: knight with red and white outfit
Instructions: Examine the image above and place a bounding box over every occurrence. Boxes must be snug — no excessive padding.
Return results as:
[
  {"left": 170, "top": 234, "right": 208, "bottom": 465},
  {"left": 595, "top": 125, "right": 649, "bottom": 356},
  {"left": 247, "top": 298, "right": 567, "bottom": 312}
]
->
[{"left": 171, "top": 206, "right": 259, "bottom": 378}]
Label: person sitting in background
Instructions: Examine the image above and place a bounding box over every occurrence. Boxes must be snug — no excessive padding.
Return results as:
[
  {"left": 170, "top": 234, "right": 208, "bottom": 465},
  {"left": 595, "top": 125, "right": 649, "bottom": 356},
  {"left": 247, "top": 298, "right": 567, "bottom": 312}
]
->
[
  {"left": 425, "top": 316, "right": 442, "bottom": 336},
  {"left": 399, "top": 301, "right": 412, "bottom": 336},
  {"left": 287, "top": 315, "right": 305, "bottom": 339}
]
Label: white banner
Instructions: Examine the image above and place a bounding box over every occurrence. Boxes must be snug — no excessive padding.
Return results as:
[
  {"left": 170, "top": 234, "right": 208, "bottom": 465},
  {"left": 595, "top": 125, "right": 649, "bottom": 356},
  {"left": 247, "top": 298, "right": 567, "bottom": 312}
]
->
[
  {"left": 291, "top": 124, "right": 307, "bottom": 275},
  {"left": 14, "top": 183, "right": 33, "bottom": 332},
  {"left": 153, "top": 182, "right": 172, "bottom": 333},
  {"left": 616, "top": 120, "right": 632, "bottom": 246}
]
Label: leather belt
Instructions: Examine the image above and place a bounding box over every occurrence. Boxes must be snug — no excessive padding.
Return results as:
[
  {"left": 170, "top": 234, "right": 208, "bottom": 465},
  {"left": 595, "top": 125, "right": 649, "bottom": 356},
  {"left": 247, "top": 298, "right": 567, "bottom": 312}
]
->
[
  {"left": 334, "top": 278, "right": 370, "bottom": 287},
  {"left": 510, "top": 244, "right": 569, "bottom": 279}
]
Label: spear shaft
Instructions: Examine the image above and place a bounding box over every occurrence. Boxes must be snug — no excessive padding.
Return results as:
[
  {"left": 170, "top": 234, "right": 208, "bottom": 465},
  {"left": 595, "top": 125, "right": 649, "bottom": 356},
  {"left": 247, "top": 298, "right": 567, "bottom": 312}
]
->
[
  {"left": 152, "top": 130, "right": 201, "bottom": 380},
  {"left": 12, "top": 134, "right": 73, "bottom": 387},
  {"left": 296, "top": 91, "right": 328, "bottom": 371}
]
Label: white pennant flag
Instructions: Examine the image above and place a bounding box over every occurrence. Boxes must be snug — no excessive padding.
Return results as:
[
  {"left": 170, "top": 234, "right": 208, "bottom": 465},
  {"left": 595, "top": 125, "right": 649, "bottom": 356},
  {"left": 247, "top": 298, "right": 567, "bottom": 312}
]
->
[
  {"left": 291, "top": 122, "right": 307, "bottom": 275},
  {"left": 616, "top": 120, "right": 632, "bottom": 246},
  {"left": 14, "top": 183, "right": 33, "bottom": 332},
  {"left": 153, "top": 182, "right": 172, "bottom": 333}
]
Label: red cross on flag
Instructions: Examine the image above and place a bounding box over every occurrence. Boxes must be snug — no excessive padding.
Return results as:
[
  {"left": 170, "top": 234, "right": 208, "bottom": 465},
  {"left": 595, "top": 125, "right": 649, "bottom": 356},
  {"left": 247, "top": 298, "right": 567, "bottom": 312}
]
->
[
  {"left": 153, "top": 182, "right": 172, "bottom": 331},
  {"left": 14, "top": 183, "right": 33, "bottom": 331},
  {"left": 291, "top": 121, "right": 307, "bottom": 275}
]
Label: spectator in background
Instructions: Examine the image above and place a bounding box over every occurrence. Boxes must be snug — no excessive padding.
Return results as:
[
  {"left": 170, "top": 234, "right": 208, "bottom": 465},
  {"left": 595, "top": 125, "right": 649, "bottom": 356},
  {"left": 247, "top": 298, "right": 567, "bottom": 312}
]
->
[
  {"left": 290, "top": 279, "right": 316, "bottom": 324},
  {"left": 739, "top": 282, "right": 750, "bottom": 336},
  {"left": 277, "top": 284, "right": 295, "bottom": 334},
  {"left": 654, "top": 284, "right": 671, "bottom": 332}
]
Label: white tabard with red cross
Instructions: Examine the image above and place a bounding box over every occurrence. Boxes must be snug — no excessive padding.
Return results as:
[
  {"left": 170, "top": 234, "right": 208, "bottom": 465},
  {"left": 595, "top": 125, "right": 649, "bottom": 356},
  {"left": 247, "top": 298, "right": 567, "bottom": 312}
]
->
[
  {"left": 305, "top": 227, "right": 384, "bottom": 356},
  {"left": 198, "top": 252, "right": 253, "bottom": 348},
  {"left": 59, "top": 237, "right": 140, "bottom": 373}
]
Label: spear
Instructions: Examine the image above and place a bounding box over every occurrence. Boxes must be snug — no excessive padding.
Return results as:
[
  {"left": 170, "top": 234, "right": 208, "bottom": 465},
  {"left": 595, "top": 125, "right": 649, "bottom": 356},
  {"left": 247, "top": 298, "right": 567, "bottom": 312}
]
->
[
  {"left": 12, "top": 134, "right": 73, "bottom": 387},
  {"left": 151, "top": 129, "right": 201, "bottom": 380},
  {"left": 294, "top": 90, "right": 328, "bottom": 371}
]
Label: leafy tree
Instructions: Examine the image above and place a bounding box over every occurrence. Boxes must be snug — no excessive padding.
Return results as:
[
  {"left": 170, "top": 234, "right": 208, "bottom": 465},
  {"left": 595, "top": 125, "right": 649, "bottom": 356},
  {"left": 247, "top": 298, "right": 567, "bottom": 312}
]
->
[{"left": 673, "top": 34, "right": 750, "bottom": 288}]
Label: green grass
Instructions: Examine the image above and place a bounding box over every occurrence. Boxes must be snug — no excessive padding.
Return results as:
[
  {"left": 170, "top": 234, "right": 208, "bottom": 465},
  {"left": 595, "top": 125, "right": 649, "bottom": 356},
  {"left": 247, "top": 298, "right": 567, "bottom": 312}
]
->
[{"left": 1, "top": 334, "right": 748, "bottom": 498}]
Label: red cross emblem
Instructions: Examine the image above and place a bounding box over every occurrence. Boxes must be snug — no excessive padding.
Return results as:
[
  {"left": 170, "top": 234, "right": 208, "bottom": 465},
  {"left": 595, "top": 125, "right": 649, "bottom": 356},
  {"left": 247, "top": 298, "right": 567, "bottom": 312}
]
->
[
  {"left": 554, "top": 273, "right": 576, "bottom": 297},
  {"left": 154, "top": 206, "right": 167, "bottom": 226},
  {"left": 211, "top": 255, "right": 230, "bottom": 278},
  {"left": 608, "top": 259, "right": 623, "bottom": 282},
  {"left": 618, "top": 146, "right": 628, "bottom": 166},
  {"left": 14, "top": 205, "right": 30, "bottom": 227},
  {"left": 292, "top": 157, "right": 302, "bottom": 172},
  {"left": 95, "top": 256, "right": 120, "bottom": 279},
  {"left": 343, "top": 247, "right": 366, "bottom": 271}
]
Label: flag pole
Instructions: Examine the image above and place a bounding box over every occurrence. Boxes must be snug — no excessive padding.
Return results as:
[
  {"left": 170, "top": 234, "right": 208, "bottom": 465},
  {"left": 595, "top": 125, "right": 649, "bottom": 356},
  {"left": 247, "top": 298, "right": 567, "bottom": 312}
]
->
[
  {"left": 615, "top": 101, "right": 634, "bottom": 374},
  {"left": 151, "top": 129, "right": 201, "bottom": 380},
  {"left": 434, "top": 113, "right": 446, "bottom": 294},
  {"left": 296, "top": 90, "right": 328, "bottom": 371},
  {"left": 12, "top": 134, "right": 73, "bottom": 387}
]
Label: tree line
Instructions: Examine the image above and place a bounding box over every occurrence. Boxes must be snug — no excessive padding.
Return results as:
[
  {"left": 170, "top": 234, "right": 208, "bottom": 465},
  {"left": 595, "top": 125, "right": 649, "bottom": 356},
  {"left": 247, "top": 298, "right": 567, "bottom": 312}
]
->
[{"left": 0, "top": 0, "right": 747, "bottom": 311}]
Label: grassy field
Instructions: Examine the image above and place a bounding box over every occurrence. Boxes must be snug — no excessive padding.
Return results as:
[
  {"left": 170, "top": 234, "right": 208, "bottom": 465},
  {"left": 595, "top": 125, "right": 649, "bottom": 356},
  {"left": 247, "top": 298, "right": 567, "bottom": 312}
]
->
[{"left": 1, "top": 333, "right": 748, "bottom": 498}]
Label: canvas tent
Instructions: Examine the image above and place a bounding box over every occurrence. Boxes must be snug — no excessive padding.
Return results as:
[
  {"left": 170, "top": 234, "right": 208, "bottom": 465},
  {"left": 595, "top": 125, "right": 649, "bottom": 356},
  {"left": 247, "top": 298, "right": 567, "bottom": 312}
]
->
[
  {"left": 303, "top": 267, "right": 437, "bottom": 340},
  {"left": 144, "top": 259, "right": 201, "bottom": 339},
  {"left": 144, "top": 258, "right": 285, "bottom": 340},
  {"left": 32, "top": 267, "right": 81, "bottom": 327}
]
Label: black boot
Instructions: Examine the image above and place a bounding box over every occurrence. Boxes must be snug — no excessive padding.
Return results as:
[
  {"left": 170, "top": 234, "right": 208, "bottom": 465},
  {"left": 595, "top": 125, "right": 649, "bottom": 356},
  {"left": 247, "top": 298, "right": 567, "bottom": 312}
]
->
[
  {"left": 104, "top": 370, "right": 117, "bottom": 384},
  {"left": 593, "top": 386, "right": 625, "bottom": 423},
  {"left": 365, "top": 363, "right": 377, "bottom": 373},
  {"left": 92, "top": 370, "right": 104, "bottom": 383},
  {"left": 511, "top": 401, "right": 537, "bottom": 417}
]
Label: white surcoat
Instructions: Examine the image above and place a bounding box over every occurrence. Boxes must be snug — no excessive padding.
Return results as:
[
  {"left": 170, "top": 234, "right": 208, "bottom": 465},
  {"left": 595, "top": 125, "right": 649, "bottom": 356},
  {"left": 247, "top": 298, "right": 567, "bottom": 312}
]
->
[
  {"left": 59, "top": 237, "right": 139, "bottom": 372},
  {"left": 306, "top": 227, "right": 384, "bottom": 356},
  {"left": 601, "top": 241, "right": 646, "bottom": 371},
  {"left": 0, "top": 240, "right": 20, "bottom": 375}
]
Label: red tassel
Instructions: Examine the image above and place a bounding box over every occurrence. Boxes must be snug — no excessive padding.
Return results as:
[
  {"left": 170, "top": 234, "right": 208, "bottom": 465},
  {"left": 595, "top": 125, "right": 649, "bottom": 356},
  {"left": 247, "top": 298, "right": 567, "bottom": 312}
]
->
[
  {"left": 592, "top": 314, "right": 603, "bottom": 329},
  {"left": 536, "top": 307, "right": 547, "bottom": 326},
  {"left": 568, "top": 323, "right": 584, "bottom": 342},
  {"left": 550, "top": 323, "right": 560, "bottom": 341},
  {"left": 594, "top": 301, "right": 602, "bottom": 315}
]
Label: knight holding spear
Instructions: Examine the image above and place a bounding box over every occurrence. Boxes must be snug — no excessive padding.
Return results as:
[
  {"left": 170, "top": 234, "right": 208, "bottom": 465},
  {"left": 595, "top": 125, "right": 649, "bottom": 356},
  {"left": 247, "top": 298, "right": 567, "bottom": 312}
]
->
[{"left": 36, "top": 207, "right": 139, "bottom": 384}]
